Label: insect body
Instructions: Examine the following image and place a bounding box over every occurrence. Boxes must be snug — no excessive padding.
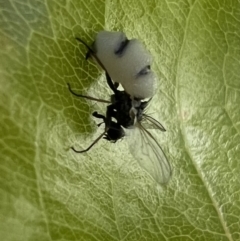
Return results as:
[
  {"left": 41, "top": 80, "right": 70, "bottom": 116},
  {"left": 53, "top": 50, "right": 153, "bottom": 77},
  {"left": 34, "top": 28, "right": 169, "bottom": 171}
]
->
[{"left": 70, "top": 31, "right": 171, "bottom": 184}]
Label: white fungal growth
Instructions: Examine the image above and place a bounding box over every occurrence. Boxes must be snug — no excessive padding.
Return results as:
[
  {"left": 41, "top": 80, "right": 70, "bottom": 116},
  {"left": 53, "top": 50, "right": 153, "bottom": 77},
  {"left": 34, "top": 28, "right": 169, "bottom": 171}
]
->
[{"left": 94, "top": 31, "right": 157, "bottom": 99}]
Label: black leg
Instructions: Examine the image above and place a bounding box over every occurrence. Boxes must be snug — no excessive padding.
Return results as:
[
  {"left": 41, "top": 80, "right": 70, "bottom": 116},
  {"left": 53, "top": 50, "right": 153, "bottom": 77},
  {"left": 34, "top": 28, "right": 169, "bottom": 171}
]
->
[
  {"left": 71, "top": 131, "right": 106, "bottom": 153},
  {"left": 105, "top": 72, "right": 118, "bottom": 94},
  {"left": 97, "top": 122, "right": 104, "bottom": 127},
  {"left": 76, "top": 37, "right": 119, "bottom": 96},
  {"left": 67, "top": 83, "right": 110, "bottom": 103},
  {"left": 92, "top": 111, "right": 106, "bottom": 120},
  {"left": 76, "top": 38, "right": 95, "bottom": 56},
  {"left": 76, "top": 37, "right": 108, "bottom": 73}
]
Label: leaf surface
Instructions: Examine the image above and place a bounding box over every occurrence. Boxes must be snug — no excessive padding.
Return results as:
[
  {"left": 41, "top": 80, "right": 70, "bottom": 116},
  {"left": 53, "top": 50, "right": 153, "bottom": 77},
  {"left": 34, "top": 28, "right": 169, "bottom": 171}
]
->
[{"left": 0, "top": 0, "right": 240, "bottom": 240}]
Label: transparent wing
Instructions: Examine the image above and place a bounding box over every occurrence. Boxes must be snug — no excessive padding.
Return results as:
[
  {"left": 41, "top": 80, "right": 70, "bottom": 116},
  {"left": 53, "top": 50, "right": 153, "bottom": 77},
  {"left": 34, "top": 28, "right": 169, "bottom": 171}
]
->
[
  {"left": 142, "top": 114, "right": 166, "bottom": 131},
  {"left": 128, "top": 122, "right": 171, "bottom": 184}
]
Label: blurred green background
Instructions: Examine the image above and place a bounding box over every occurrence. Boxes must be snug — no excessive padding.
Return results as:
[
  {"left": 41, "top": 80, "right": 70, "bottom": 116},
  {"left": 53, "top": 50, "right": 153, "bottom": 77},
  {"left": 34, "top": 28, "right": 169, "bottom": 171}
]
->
[{"left": 0, "top": 0, "right": 240, "bottom": 240}]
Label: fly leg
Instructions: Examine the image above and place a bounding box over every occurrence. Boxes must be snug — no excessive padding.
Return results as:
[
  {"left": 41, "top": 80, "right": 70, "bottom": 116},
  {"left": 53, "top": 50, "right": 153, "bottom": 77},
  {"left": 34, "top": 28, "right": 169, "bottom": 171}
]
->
[
  {"left": 92, "top": 111, "right": 106, "bottom": 127},
  {"left": 67, "top": 83, "right": 110, "bottom": 103},
  {"left": 70, "top": 110, "right": 111, "bottom": 154},
  {"left": 76, "top": 38, "right": 95, "bottom": 60},
  {"left": 70, "top": 111, "right": 109, "bottom": 153},
  {"left": 71, "top": 131, "right": 107, "bottom": 153},
  {"left": 105, "top": 72, "right": 119, "bottom": 94}
]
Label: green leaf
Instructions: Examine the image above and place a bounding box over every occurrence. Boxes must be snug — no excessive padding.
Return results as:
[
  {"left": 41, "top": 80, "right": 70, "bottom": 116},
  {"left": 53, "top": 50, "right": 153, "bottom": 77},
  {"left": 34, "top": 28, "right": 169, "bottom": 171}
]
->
[{"left": 1, "top": 0, "right": 240, "bottom": 240}]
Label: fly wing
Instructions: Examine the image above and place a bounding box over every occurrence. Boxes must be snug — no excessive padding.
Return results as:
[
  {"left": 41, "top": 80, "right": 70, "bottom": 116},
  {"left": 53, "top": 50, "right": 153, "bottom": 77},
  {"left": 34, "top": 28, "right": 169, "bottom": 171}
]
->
[
  {"left": 142, "top": 114, "right": 166, "bottom": 131},
  {"left": 128, "top": 122, "right": 171, "bottom": 184}
]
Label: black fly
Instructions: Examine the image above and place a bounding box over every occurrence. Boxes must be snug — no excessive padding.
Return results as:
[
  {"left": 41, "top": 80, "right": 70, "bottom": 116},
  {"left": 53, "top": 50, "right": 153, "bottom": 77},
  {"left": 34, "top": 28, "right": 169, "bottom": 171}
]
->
[{"left": 68, "top": 33, "right": 171, "bottom": 184}]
